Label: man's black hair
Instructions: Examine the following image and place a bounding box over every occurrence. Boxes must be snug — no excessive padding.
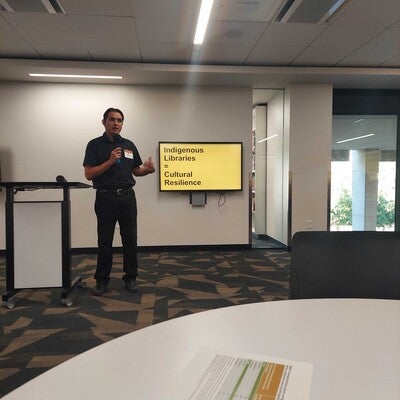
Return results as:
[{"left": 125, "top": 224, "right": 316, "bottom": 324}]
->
[{"left": 103, "top": 108, "right": 124, "bottom": 121}]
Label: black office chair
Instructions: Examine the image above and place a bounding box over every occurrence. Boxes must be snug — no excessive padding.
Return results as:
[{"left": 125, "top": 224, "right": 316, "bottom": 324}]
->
[{"left": 290, "top": 231, "right": 400, "bottom": 300}]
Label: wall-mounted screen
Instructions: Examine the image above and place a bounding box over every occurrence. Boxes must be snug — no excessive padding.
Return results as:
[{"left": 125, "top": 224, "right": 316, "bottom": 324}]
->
[{"left": 159, "top": 142, "right": 243, "bottom": 192}]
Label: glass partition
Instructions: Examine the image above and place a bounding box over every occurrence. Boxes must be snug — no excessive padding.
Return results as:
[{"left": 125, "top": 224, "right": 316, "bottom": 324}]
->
[{"left": 331, "top": 115, "right": 397, "bottom": 231}]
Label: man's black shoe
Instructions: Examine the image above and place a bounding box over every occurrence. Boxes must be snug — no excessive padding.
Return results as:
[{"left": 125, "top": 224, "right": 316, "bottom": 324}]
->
[
  {"left": 93, "top": 280, "right": 107, "bottom": 296},
  {"left": 125, "top": 280, "right": 138, "bottom": 293}
]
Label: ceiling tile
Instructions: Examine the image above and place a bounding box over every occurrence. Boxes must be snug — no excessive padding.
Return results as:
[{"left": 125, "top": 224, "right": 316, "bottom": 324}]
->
[
  {"left": 0, "top": 35, "right": 39, "bottom": 57},
  {"left": 135, "top": 18, "right": 195, "bottom": 43},
  {"left": 132, "top": 0, "right": 200, "bottom": 20},
  {"left": 360, "top": 23, "right": 400, "bottom": 51},
  {"left": 199, "top": 43, "right": 253, "bottom": 64},
  {"left": 214, "top": 0, "right": 276, "bottom": 21},
  {"left": 140, "top": 42, "right": 191, "bottom": 63},
  {"left": 310, "top": 21, "right": 387, "bottom": 51},
  {"left": 72, "top": 15, "right": 137, "bottom": 41},
  {"left": 381, "top": 55, "right": 400, "bottom": 67},
  {"left": 337, "top": 21, "right": 400, "bottom": 66},
  {"left": 0, "top": 15, "right": 19, "bottom": 36},
  {"left": 204, "top": 20, "right": 267, "bottom": 45},
  {"left": 0, "top": 0, "right": 399, "bottom": 72},
  {"left": 61, "top": 0, "right": 134, "bottom": 16},
  {"left": 291, "top": 46, "right": 352, "bottom": 66},
  {"left": 334, "top": 0, "right": 400, "bottom": 30},
  {"left": 256, "top": 22, "right": 326, "bottom": 47},
  {"left": 84, "top": 39, "right": 141, "bottom": 62},
  {"left": 337, "top": 46, "right": 400, "bottom": 67},
  {"left": 2, "top": 13, "right": 80, "bottom": 39},
  {"left": 25, "top": 38, "right": 92, "bottom": 60},
  {"left": 246, "top": 45, "right": 304, "bottom": 66}
]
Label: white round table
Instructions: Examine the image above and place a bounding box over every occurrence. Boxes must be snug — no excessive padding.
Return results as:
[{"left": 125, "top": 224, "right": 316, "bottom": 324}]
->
[{"left": 3, "top": 299, "right": 400, "bottom": 400}]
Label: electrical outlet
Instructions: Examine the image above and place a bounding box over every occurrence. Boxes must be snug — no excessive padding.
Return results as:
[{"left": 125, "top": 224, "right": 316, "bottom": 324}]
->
[{"left": 306, "top": 220, "right": 312, "bottom": 230}]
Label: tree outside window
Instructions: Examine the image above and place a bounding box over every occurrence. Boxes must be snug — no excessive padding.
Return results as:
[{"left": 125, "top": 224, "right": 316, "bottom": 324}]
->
[{"left": 331, "top": 189, "right": 395, "bottom": 230}]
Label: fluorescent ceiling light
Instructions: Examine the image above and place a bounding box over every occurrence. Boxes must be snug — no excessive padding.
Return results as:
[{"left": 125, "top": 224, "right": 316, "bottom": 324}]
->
[
  {"left": 194, "top": 0, "right": 213, "bottom": 45},
  {"left": 29, "top": 73, "right": 122, "bottom": 79},
  {"left": 353, "top": 118, "right": 364, "bottom": 124},
  {"left": 258, "top": 134, "right": 278, "bottom": 143},
  {"left": 337, "top": 133, "right": 375, "bottom": 144}
]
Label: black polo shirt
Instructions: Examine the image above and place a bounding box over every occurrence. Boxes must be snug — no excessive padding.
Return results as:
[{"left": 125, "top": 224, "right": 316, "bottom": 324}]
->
[{"left": 83, "top": 133, "right": 143, "bottom": 189}]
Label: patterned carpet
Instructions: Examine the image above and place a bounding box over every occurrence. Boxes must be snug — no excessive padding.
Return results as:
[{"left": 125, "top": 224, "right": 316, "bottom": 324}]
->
[{"left": 0, "top": 249, "right": 290, "bottom": 398}]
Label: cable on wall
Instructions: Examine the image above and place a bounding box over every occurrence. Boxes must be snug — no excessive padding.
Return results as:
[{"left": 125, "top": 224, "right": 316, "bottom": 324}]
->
[{"left": 218, "top": 193, "right": 226, "bottom": 207}]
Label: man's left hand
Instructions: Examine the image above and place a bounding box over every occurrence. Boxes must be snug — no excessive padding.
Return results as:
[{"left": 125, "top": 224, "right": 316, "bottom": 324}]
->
[{"left": 143, "top": 157, "right": 155, "bottom": 174}]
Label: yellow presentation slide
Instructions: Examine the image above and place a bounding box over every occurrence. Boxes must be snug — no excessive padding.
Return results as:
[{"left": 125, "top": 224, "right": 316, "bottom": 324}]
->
[{"left": 159, "top": 142, "right": 242, "bottom": 191}]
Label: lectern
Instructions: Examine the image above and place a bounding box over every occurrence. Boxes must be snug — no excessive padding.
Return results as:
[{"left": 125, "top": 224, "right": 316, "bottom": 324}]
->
[{"left": 0, "top": 181, "right": 91, "bottom": 308}]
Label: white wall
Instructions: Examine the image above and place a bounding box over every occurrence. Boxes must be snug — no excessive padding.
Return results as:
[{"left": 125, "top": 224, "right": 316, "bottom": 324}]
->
[
  {"left": 286, "top": 84, "right": 333, "bottom": 237},
  {"left": 0, "top": 83, "right": 251, "bottom": 249}
]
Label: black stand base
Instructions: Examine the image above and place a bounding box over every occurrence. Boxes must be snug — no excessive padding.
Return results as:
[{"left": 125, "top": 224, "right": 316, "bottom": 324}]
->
[
  {"left": 2, "top": 289, "right": 19, "bottom": 309},
  {"left": 2, "top": 277, "right": 86, "bottom": 309},
  {"left": 61, "top": 276, "right": 87, "bottom": 306}
]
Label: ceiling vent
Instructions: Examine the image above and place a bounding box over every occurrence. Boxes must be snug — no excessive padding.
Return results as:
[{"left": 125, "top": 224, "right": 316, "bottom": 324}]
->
[
  {"left": 0, "top": 0, "right": 65, "bottom": 13},
  {"left": 274, "top": 0, "right": 352, "bottom": 24}
]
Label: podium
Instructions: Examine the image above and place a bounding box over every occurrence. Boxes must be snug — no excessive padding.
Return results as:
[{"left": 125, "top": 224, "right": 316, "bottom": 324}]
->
[{"left": 0, "top": 181, "right": 91, "bottom": 308}]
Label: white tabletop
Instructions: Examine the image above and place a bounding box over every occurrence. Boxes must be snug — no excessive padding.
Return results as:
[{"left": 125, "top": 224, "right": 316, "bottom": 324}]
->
[{"left": 3, "top": 299, "right": 400, "bottom": 400}]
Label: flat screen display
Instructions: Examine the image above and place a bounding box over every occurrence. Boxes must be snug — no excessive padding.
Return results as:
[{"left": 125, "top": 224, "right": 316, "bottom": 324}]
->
[{"left": 159, "top": 142, "right": 242, "bottom": 192}]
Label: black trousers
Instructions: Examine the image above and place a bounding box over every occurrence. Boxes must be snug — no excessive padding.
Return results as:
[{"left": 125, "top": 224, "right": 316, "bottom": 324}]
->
[{"left": 94, "top": 189, "right": 138, "bottom": 283}]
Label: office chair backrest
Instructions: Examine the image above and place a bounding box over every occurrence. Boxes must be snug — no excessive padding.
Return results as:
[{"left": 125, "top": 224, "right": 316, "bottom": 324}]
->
[{"left": 290, "top": 231, "right": 400, "bottom": 300}]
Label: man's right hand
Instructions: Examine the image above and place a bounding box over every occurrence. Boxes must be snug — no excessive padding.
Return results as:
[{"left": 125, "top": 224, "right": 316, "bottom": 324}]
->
[
  {"left": 85, "top": 147, "right": 122, "bottom": 181},
  {"left": 110, "top": 147, "right": 122, "bottom": 163}
]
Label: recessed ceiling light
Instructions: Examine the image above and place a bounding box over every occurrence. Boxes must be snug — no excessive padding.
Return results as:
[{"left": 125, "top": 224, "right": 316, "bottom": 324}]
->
[{"left": 29, "top": 73, "right": 122, "bottom": 79}]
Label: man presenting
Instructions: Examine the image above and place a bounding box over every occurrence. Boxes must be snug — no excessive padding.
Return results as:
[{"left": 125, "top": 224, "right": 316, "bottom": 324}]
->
[{"left": 83, "top": 108, "right": 155, "bottom": 296}]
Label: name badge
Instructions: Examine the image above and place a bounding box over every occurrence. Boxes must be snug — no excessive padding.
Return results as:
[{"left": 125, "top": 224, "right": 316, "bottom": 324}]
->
[{"left": 124, "top": 149, "right": 133, "bottom": 159}]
